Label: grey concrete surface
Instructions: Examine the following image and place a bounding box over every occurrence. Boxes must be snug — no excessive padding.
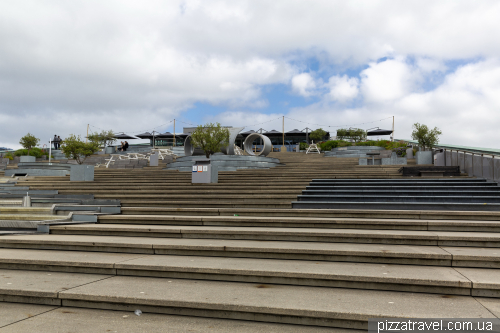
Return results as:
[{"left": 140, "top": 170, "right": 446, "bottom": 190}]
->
[
  {"left": 0, "top": 234, "right": 454, "bottom": 265},
  {"left": 0, "top": 302, "right": 57, "bottom": 328},
  {"left": 58, "top": 276, "right": 495, "bottom": 323},
  {"left": 474, "top": 297, "right": 500, "bottom": 318},
  {"left": 0, "top": 249, "right": 146, "bottom": 273},
  {"left": 444, "top": 247, "right": 500, "bottom": 267},
  {"left": 0, "top": 269, "right": 111, "bottom": 298},
  {"left": 455, "top": 268, "right": 500, "bottom": 290},
  {"left": 116, "top": 255, "right": 470, "bottom": 288},
  {"left": 0, "top": 306, "right": 343, "bottom": 332}
]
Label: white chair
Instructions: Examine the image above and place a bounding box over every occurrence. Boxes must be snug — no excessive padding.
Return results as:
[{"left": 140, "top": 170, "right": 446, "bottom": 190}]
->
[{"left": 306, "top": 141, "right": 321, "bottom": 154}]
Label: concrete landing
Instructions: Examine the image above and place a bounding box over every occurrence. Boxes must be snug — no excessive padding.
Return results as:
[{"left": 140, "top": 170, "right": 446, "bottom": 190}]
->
[
  {"left": 57, "top": 275, "right": 498, "bottom": 329},
  {"left": 0, "top": 304, "right": 342, "bottom": 332}
]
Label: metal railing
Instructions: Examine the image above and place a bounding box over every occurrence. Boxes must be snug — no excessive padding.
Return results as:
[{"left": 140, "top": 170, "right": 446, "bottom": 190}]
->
[{"left": 397, "top": 139, "right": 500, "bottom": 182}]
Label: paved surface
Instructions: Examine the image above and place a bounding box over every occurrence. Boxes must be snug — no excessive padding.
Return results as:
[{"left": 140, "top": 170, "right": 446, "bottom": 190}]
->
[
  {"left": 58, "top": 276, "right": 495, "bottom": 320},
  {"left": 0, "top": 269, "right": 111, "bottom": 298},
  {"left": 0, "top": 305, "right": 344, "bottom": 332}
]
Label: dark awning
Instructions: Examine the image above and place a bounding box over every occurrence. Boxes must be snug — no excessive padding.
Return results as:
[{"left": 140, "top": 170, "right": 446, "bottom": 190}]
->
[
  {"left": 135, "top": 132, "right": 153, "bottom": 139},
  {"left": 264, "top": 130, "right": 282, "bottom": 135},
  {"left": 285, "top": 129, "right": 304, "bottom": 134},
  {"left": 367, "top": 128, "right": 393, "bottom": 136},
  {"left": 114, "top": 133, "right": 138, "bottom": 139}
]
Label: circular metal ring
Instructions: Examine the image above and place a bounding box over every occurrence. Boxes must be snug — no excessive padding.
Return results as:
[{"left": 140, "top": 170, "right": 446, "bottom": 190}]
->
[{"left": 243, "top": 133, "right": 272, "bottom": 156}]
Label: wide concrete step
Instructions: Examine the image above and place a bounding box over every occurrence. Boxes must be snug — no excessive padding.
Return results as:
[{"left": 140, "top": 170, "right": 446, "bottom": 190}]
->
[
  {"left": 119, "top": 200, "right": 292, "bottom": 208},
  {"left": 119, "top": 207, "right": 500, "bottom": 221},
  {"left": 1, "top": 234, "right": 499, "bottom": 267},
  {"left": 0, "top": 303, "right": 338, "bottom": 332},
  {"left": 97, "top": 214, "right": 500, "bottom": 232},
  {"left": 1, "top": 249, "right": 499, "bottom": 296},
  {"left": 303, "top": 190, "right": 500, "bottom": 196},
  {"left": 292, "top": 201, "right": 500, "bottom": 211},
  {"left": 307, "top": 185, "right": 499, "bottom": 190},
  {"left": 0, "top": 214, "right": 62, "bottom": 221},
  {"left": 49, "top": 224, "right": 500, "bottom": 247},
  {"left": 0, "top": 269, "right": 497, "bottom": 329},
  {"left": 0, "top": 207, "right": 53, "bottom": 214},
  {"left": 92, "top": 194, "right": 298, "bottom": 200},
  {"left": 311, "top": 179, "right": 488, "bottom": 183},
  {"left": 297, "top": 195, "right": 500, "bottom": 203}
]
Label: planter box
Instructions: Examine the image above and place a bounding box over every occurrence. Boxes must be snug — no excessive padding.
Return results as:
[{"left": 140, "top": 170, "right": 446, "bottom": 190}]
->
[
  {"left": 70, "top": 165, "right": 94, "bottom": 181},
  {"left": 105, "top": 146, "right": 115, "bottom": 154},
  {"left": 20, "top": 156, "right": 36, "bottom": 163},
  {"left": 416, "top": 151, "right": 433, "bottom": 165}
]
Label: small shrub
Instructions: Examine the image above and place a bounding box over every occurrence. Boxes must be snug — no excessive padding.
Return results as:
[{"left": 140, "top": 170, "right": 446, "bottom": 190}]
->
[
  {"left": 19, "top": 133, "right": 40, "bottom": 156},
  {"left": 299, "top": 142, "right": 308, "bottom": 150},
  {"left": 14, "top": 147, "right": 48, "bottom": 158},
  {"left": 3, "top": 152, "right": 14, "bottom": 160},
  {"left": 61, "top": 134, "right": 100, "bottom": 164},
  {"left": 318, "top": 140, "right": 350, "bottom": 151}
]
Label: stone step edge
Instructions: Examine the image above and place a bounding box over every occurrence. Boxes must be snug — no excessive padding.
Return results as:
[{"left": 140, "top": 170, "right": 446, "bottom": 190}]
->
[{"left": 118, "top": 208, "right": 500, "bottom": 220}]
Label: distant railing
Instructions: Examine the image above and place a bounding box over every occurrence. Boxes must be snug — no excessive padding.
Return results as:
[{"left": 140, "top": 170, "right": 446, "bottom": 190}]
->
[{"left": 397, "top": 139, "right": 500, "bottom": 182}]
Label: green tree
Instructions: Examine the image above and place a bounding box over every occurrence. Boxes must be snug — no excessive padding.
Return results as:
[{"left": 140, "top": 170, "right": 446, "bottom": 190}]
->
[
  {"left": 19, "top": 133, "right": 40, "bottom": 156},
  {"left": 88, "top": 130, "right": 115, "bottom": 147},
  {"left": 411, "top": 123, "right": 442, "bottom": 150},
  {"left": 336, "top": 128, "right": 366, "bottom": 142},
  {"left": 309, "top": 128, "right": 327, "bottom": 142},
  {"left": 190, "top": 123, "right": 230, "bottom": 159},
  {"left": 61, "top": 134, "right": 100, "bottom": 164}
]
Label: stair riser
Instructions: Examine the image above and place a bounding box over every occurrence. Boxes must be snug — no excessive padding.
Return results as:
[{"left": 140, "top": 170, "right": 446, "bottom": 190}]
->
[
  {"left": 293, "top": 202, "right": 500, "bottom": 211},
  {"left": 48, "top": 230, "right": 500, "bottom": 248},
  {"left": 297, "top": 196, "right": 500, "bottom": 203}
]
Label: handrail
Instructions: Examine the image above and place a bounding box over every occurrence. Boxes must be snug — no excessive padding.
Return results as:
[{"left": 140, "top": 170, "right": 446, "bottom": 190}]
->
[{"left": 396, "top": 139, "right": 500, "bottom": 157}]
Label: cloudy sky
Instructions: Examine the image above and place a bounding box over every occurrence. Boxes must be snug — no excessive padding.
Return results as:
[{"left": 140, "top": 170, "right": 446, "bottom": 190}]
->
[{"left": 1, "top": 0, "right": 499, "bottom": 149}]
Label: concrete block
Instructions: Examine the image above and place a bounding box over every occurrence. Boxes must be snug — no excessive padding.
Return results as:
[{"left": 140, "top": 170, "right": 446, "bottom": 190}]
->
[
  {"left": 416, "top": 151, "right": 433, "bottom": 165},
  {"left": 149, "top": 152, "right": 159, "bottom": 167},
  {"left": 359, "top": 159, "right": 367, "bottom": 165},
  {"left": 406, "top": 148, "right": 414, "bottom": 159},
  {"left": 20, "top": 156, "right": 36, "bottom": 163},
  {"left": 70, "top": 165, "right": 94, "bottom": 181},
  {"left": 1, "top": 158, "right": 9, "bottom": 165}
]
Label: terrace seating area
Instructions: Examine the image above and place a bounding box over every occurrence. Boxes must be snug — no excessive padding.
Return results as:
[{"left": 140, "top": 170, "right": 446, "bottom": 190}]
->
[{"left": 1, "top": 152, "right": 500, "bottom": 331}]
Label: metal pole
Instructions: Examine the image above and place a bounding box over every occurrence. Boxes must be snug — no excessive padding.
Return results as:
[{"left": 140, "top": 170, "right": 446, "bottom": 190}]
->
[
  {"left": 49, "top": 139, "right": 52, "bottom": 165},
  {"left": 282, "top": 116, "right": 285, "bottom": 151},
  {"left": 173, "top": 119, "right": 175, "bottom": 147},
  {"left": 86, "top": 124, "right": 89, "bottom": 143},
  {"left": 472, "top": 152, "right": 474, "bottom": 177},
  {"left": 481, "top": 153, "right": 484, "bottom": 178},
  {"left": 392, "top": 116, "right": 394, "bottom": 142},
  {"left": 153, "top": 131, "right": 155, "bottom": 149}
]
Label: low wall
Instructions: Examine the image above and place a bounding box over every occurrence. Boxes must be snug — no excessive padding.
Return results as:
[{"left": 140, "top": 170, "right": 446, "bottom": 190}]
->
[{"left": 436, "top": 150, "right": 500, "bottom": 182}]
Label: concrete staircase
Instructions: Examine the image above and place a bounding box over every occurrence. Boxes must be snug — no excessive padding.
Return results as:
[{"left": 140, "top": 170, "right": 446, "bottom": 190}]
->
[
  {"left": 294, "top": 178, "right": 500, "bottom": 211},
  {"left": 1, "top": 152, "right": 499, "bottom": 330}
]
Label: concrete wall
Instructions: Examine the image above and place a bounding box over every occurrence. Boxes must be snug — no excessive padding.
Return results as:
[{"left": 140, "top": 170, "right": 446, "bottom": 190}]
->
[{"left": 440, "top": 150, "right": 500, "bottom": 182}]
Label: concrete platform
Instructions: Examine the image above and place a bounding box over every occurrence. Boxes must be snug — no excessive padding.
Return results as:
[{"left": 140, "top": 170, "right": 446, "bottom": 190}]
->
[
  {"left": 0, "top": 304, "right": 345, "bottom": 332},
  {"left": 49, "top": 224, "right": 500, "bottom": 247},
  {"left": 0, "top": 235, "right": 461, "bottom": 266},
  {"left": 0, "top": 269, "right": 110, "bottom": 305},
  {"left": 56, "top": 276, "right": 496, "bottom": 329},
  {"left": 0, "top": 249, "right": 482, "bottom": 295}
]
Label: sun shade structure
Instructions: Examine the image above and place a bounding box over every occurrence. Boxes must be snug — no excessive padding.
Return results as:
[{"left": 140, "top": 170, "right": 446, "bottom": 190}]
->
[
  {"left": 113, "top": 133, "right": 139, "bottom": 139},
  {"left": 285, "top": 129, "right": 304, "bottom": 134},
  {"left": 135, "top": 132, "right": 153, "bottom": 139},
  {"left": 367, "top": 128, "right": 393, "bottom": 136}
]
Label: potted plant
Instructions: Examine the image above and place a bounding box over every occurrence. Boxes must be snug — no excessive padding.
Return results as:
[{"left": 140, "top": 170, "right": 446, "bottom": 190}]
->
[{"left": 61, "top": 134, "right": 100, "bottom": 181}]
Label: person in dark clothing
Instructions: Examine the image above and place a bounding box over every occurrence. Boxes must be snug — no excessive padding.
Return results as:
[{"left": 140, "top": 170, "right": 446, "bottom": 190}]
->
[
  {"left": 123, "top": 141, "right": 129, "bottom": 152},
  {"left": 57, "top": 136, "right": 62, "bottom": 149},
  {"left": 53, "top": 135, "right": 58, "bottom": 149}
]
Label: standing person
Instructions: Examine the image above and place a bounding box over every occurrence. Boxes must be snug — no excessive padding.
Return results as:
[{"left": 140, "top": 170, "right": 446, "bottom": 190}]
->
[
  {"left": 53, "top": 135, "right": 58, "bottom": 149},
  {"left": 57, "top": 136, "right": 62, "bottom": 149}
]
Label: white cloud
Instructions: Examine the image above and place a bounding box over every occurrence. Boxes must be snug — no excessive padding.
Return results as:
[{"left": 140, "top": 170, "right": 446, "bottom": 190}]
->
[
  {"left": 291, "top": 73, "right": 316, "bottom": 97},
  {"left": 360, "top": 58, "right": 420, "bottom": 102},
  {"left": 327, "top": 75, "right": 359, "bottom": 102},
  {"left": 1, "top": 1, "right": 500, "bottom": 148}
]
